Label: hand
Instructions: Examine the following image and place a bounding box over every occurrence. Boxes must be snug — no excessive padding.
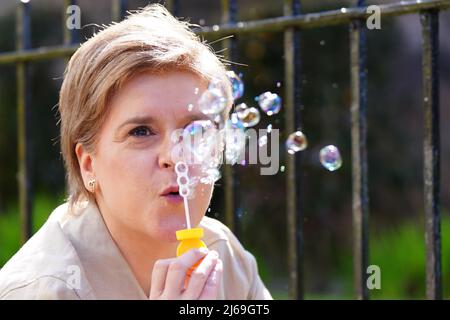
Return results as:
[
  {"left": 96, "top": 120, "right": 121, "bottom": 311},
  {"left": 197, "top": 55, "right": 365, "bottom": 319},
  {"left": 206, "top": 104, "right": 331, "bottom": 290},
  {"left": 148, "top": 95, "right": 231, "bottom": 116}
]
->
[{"left": 149, "top": 248, "right": 223, "bottom": 300}]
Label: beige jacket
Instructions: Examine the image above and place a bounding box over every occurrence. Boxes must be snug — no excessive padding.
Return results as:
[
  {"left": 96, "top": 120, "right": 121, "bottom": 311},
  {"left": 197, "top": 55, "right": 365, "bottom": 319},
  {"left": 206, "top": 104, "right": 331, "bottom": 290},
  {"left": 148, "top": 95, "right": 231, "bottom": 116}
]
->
[{"left": 0, "top": 200, "right": 272, "bottom": 300}]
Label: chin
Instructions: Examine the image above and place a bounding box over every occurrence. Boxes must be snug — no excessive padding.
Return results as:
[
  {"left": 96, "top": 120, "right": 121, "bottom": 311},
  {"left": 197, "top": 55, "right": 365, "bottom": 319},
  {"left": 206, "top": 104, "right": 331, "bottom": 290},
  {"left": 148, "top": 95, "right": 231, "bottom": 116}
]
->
[
  {"left": 153, "top": 229, "right": 179, "bottom": 243},
  {"left": 150, "top": 219, "right": 187, "bottom": 242}
]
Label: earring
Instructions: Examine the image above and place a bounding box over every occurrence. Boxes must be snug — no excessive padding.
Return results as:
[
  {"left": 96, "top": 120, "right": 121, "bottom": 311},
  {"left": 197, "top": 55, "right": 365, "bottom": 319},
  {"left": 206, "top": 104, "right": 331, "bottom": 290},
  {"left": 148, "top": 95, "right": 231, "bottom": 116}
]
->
[{"left": 87, "top": 179, "right": 96, "bottom": 192}]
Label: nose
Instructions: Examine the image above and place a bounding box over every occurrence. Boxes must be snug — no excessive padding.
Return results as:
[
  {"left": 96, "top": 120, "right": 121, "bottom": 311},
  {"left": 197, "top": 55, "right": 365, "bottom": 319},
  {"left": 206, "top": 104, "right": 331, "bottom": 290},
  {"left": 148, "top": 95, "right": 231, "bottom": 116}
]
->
[{"left": 158, "top": 133, "right": 176, "bottom": 169}]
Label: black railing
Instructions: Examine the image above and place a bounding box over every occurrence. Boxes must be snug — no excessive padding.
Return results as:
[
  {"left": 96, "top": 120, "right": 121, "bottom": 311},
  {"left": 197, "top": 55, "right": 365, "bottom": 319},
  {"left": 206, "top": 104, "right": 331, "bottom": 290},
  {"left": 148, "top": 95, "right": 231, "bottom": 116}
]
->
[
  {"left": 0, "top": 0, "right": 448, "bottom": 300},
  {"left": 350, "top": 0, "right": 369, "bottom": 301}
]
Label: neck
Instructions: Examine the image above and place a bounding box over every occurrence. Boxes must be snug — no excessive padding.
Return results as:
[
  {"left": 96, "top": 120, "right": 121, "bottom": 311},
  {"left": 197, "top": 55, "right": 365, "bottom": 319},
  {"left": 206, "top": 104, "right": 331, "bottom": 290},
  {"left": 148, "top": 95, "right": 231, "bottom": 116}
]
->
[
  {"left": 113, "top": 229, "right": 177, "bottom": 297},
  {"left": 97, "top": 204, "right": 178, "bottom": 297}
]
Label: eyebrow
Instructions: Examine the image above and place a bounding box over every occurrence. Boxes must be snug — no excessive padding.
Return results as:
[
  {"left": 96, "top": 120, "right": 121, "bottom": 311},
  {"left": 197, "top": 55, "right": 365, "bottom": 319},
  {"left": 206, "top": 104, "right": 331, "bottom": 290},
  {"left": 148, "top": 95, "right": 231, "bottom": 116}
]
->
[{"left": 184, "top": 113, "right": 210, "bottom": 123}]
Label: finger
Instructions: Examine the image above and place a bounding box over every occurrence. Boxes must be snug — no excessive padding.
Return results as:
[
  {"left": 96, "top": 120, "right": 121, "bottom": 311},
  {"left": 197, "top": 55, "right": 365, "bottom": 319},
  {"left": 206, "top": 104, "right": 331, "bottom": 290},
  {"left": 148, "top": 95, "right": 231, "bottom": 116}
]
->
[
  {"left": 164, "top": 248, "right": 209, "bottom": 297},
  {"left": 198, "top": 259, "right": 223, "bottom": 300},
  {"left": 149, "top": 258, "right": 174, "bottom": 298},
  {"left": 182, "top": 250, "right": 219, "bottom": 299}
]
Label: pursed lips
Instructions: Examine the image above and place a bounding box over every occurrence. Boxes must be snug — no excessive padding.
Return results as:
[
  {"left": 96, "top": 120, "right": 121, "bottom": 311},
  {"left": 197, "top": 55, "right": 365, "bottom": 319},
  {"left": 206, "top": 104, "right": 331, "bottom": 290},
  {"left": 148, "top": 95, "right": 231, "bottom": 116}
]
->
[{"left": 160, "top": 185, "right": 183, "bottom": 203}]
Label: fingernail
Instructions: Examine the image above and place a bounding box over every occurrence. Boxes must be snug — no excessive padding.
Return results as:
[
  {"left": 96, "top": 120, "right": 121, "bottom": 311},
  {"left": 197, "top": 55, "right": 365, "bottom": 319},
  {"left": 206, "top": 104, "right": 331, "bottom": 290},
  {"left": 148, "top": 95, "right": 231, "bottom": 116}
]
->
[{"left": 199, "top": 247, "right": 209, "bottom": 254}]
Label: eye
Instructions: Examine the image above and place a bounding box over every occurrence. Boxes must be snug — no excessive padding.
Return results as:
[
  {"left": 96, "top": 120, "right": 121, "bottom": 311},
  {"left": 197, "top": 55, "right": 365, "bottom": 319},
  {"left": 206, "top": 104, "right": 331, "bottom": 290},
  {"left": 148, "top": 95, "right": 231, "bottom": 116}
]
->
[{"left": 129, "top": 126, "right": 154, "bottom": 137}]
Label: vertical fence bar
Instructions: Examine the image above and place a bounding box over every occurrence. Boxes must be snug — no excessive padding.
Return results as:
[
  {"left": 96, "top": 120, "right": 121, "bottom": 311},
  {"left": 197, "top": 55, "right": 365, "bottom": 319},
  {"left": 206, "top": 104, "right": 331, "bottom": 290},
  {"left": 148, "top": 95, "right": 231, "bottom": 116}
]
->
[
  {"left": 350, "top": 0, "right": 369, "bottom": 300},
  {"left": 221, "top": 0, "right": 238, "bottom": 235},
  {"left": 421, "top": 9, "right": 442, "bottom": 300},
  {"left": 112, "top": 0, "right": 128, "bottom": 22},
  {"left": 284, "top": 0, "right": 303, "bottom": 300},
  {"left": 16, "top": 1, "right": 32, "bottom": 243}
]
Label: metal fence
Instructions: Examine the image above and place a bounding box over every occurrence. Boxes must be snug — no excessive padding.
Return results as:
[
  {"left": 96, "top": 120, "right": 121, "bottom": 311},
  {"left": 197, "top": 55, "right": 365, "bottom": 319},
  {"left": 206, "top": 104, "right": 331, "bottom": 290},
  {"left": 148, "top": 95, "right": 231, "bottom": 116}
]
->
[{"left": 0, "top": 0, "right": 448, "bottom": 300}]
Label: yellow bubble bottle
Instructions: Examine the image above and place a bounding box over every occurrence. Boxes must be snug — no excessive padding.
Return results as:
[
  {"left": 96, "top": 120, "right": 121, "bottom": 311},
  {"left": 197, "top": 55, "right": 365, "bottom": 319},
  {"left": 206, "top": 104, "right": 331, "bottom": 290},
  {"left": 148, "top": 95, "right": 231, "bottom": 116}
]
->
[
  {"left": 176, "top": 228, "right": 207, "bottom": 257},
  {"left": 176, "top": 228, "right": 207, "bottom": 287}
]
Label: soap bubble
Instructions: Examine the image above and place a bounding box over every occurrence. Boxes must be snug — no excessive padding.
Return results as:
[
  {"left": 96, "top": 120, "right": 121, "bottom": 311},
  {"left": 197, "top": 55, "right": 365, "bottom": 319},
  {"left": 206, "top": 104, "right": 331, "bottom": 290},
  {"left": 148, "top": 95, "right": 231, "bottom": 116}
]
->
[
  {"left": 224, "top": 119, "right": 246, "bottom": 165},
  {"left": 198, "top": 80, "right": 229, "bottom": 115},
  {"left": 184, "top": 120, "right": 215, "bottom": 140},
  {"left": 235, "top": 103, "right": 249, "bottom": 119},
  {"left": 286, "top": 131, "right": 308, "bottom": 154},
  {"left": 172, "top": 120, "right": 225, "bottom": 190},
  {"left": 319, "top": 145, "right": 342, "bottom": 171},
  {"left": 212, "top": 113, "right": 227, "bottom": 128},
  {"left": 226, "top": 71, "right": 244, "bottom": 101},
  {"left": 182, "top": 120, "right": 218, "bottom": 164},
  {"left": 230, "top": 112, "right": 241, "bottom": 126},
  {"left": 238, "top": 107, "right": 260, "bottom": 128},
  {"left": 256, "top": 91, "right": 281, "bottom": 116},
  {"left": 200, "top": 168, "right": 221, "bottom": 184}
]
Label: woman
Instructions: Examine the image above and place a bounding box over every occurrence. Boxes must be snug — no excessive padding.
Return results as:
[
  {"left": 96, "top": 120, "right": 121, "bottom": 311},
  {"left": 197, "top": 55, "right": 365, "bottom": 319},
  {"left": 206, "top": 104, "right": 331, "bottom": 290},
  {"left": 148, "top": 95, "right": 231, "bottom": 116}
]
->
[{"left": 0, "top": 4, "right": 272, "bottom": 300}]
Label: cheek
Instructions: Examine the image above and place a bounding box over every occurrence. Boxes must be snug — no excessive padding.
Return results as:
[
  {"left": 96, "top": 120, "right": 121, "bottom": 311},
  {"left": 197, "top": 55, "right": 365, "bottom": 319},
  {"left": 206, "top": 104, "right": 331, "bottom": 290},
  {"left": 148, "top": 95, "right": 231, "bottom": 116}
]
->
[
  {"left": 191, "top": 183, "right": 213, "bottom": 218},
  {"left": 96, "top": 148, "right": 157, "bottom": 195},
  {"left": 195, "top": 183, "right": 212, "bottom": 199}
]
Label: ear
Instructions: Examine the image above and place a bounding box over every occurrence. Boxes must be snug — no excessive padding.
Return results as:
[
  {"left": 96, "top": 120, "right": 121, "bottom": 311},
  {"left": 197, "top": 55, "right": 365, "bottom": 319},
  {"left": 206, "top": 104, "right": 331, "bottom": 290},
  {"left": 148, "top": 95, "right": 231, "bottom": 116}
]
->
[{"left": 75, "top": 142, "right": 95, "bottom": 186}]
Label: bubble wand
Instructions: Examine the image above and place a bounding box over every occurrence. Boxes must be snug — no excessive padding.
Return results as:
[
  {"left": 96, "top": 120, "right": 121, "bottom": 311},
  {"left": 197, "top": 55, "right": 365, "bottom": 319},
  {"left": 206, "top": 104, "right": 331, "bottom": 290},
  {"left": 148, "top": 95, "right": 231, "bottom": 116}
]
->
[
  {"left": 175, "top": 161, "right": 192, "bottom": 229},
  {"left": 174, "top": 161, "right": 207, "bottom": 285}
]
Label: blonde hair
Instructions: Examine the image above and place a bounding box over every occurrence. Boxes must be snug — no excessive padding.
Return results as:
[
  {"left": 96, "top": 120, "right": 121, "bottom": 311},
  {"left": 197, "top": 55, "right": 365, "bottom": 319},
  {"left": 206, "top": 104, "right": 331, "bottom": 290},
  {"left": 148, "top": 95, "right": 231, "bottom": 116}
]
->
[{"left": 58, "top": 4, "right": 232, "bottom": 209}]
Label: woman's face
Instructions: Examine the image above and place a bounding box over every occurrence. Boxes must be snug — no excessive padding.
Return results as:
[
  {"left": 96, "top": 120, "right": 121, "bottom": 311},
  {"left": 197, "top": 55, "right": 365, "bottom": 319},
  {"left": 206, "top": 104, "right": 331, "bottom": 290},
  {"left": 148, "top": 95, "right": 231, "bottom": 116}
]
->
[{"left": 85, "top": 70, "right": 216, "bottom": 242}]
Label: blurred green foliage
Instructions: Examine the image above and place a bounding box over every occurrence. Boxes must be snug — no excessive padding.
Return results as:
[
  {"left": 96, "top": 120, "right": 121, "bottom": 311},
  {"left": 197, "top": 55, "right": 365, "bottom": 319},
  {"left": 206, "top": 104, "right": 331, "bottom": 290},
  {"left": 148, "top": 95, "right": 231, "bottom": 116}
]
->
[
  {"left": 336, "top": 212, "right": 450, "bottom": 299},
  {"left": 0, "top": 192, "right": 65, "bottom": 267}
]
